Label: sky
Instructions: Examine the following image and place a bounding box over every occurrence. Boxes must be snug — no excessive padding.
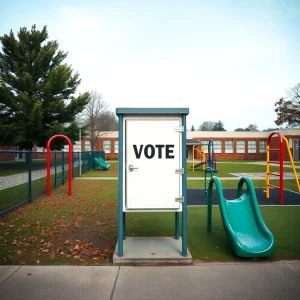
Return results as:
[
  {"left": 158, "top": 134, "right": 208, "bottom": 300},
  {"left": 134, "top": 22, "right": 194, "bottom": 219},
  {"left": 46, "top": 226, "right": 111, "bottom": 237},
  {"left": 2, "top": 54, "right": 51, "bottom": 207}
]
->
[{"left": 1, "top": 0, "right": 300, "bottom": 131}]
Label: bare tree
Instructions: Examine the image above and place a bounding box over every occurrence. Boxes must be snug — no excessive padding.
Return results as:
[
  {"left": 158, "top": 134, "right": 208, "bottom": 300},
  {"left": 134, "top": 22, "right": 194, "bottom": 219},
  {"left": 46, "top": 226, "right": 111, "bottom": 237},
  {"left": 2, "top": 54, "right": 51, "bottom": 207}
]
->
[
  {"left": 275, "top": 83, "right": 300, "bottom": 128},
  {"left": 82, "top": 91, "right": 117, "bottom": 150},
  {"left": 95, "top": 111, "right": 118, "bottom": 131},
  {"left": 198, "top": 121, "right": 216, "bottom": 131}
]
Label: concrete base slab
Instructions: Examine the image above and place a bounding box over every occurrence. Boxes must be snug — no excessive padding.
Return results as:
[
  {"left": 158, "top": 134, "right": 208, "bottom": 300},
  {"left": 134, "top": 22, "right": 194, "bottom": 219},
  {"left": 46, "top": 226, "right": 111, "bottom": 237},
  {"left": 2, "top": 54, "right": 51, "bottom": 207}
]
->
[{"left": 113, "top": 237, "right": 192, "bottom": 266}]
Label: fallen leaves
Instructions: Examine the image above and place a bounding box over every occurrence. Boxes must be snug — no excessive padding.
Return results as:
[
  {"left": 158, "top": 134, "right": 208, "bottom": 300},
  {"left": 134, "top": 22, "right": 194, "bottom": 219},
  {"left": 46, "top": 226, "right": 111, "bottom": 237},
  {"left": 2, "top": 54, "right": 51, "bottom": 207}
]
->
[{"left": 0, "top": 181, "right": 118, "bottom": 265}]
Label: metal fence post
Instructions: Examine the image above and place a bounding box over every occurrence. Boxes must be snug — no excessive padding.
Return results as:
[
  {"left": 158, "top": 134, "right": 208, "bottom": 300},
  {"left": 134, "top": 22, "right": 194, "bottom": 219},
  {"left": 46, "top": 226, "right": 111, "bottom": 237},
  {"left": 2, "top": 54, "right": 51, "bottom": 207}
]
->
[
  {"left": 79, "top": 152, "right": 82, "bottom": 176},
  {"left": 88, "top": 151, "right": 91, "bottom": 171},
  {"left": 27, "top": 151, "right": 32, "bottom": 203},
  {"left": 62, "top": 151, "right": 65, "bottom": 185},
  {"left": 54, "top": 151, "right": 57, "bottom": 188},
  {"left": 72, "top": 151, "right": 75, "bottom": 178},
  {"left": 82, "top": 152, "right": 85, "bottom": 174}
]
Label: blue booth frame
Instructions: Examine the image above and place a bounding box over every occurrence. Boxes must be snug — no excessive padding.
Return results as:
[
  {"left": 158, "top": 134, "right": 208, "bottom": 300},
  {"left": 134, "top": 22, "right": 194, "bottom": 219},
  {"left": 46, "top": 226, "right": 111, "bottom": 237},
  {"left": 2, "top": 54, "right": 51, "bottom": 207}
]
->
[{"left": 116, "top": 107, "right": 189, "bottom": 257}]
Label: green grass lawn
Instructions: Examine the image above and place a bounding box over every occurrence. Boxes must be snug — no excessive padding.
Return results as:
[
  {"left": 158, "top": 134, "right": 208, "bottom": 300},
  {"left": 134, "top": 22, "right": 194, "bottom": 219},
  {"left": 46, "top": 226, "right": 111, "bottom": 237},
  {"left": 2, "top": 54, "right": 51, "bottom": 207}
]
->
[
  {"left": 81, "top": 161, "right": 118, "bottom": 177},
  {"left": 79, "top": 160, "right": 298, "bottom": 179},
  {"left": 187, "top": 162, "right": 285, "bottom": 177},
  {"left": 0, "top": 180, "right": 299, "bottom": 265},
  {"left": 187, "top": 179, "right": 300, "bottom": 192},
  {"left": 0, "top": 167, "right": 80, "bottom": 213},
  {"left": 126, "top": 206, "right": 300, "bottom": 262}
]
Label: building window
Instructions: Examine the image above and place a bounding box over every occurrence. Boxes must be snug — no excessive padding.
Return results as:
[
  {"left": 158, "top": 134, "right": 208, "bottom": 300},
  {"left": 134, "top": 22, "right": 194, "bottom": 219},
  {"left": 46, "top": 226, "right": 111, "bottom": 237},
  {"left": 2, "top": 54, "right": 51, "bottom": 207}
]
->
[
  {"left": 225, "top": 140, "right": 233, "bottom": 153},
  {"left": 213, "top": 140, "right": 222, "bottom": 153},
  {"left": 236, "top": 140, "right": 245, "bottom": 153},
  {"left": 103, "top": 141, "right": 111, "bottom": 153},
  {"left": 114, "top": 141, "right": 119, "bottom": 153},
  {"left": 248, "top": 141, "right": 256, "bottom": 153},
  {"left": 259, "top": 141, "right": 267, "bottom": 153}
]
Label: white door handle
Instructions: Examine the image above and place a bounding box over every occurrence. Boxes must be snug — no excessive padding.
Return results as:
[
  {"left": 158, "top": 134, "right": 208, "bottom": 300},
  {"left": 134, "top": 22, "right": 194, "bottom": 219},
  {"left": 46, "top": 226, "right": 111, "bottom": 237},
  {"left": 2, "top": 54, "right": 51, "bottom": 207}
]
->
[{"left": 128, "top": 164, "right": 139, "bottom": 172}]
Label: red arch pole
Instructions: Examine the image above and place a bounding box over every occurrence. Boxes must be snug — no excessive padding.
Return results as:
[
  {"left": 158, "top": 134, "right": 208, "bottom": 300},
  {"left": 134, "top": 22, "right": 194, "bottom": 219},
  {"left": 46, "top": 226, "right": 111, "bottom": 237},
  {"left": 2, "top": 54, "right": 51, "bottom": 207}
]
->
[
  {"left": 46, "top": 134, "right": 73, "bottom": 196},
  {"left": 266, "top": 132, "right": 284, "bottom": 204}
]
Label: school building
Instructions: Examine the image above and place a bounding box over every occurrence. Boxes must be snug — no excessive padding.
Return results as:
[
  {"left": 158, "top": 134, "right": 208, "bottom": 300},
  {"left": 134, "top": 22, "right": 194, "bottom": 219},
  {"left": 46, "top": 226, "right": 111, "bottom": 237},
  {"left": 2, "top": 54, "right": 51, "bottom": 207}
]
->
[{"left": 90, "top": 129, "right": 300, "bottom": 161}]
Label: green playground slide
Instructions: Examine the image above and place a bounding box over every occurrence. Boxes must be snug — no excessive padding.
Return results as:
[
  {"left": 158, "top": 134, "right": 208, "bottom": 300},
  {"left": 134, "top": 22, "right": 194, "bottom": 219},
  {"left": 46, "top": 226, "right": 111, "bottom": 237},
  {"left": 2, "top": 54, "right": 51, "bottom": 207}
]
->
[
  {"left": 207, "top": 176, "right": 275, "bottom": 258},
  {"left": 94, "top": 158, "right": 110, "bottom": 170},
  {"left": 98, "top": 157, "right": 110, "bottom": 168}
]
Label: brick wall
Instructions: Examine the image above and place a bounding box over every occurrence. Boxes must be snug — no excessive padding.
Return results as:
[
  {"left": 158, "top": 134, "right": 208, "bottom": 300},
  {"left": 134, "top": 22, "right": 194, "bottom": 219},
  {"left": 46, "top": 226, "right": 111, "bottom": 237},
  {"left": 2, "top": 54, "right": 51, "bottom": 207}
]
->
[
  {"left": 94, "top": 132, "right": 300, "bottom": 161},
  {"left": 269, "top": 135, "right": 297, "bottom": 161},
  {"left": 0, "top": 146, "right": 15, "bottom": 161},
  {"left": 191, "top": 137, "right": 267, "bottom": 161},
  {"left": 96, "top": 137, "right": 118, "bottom": 159}
]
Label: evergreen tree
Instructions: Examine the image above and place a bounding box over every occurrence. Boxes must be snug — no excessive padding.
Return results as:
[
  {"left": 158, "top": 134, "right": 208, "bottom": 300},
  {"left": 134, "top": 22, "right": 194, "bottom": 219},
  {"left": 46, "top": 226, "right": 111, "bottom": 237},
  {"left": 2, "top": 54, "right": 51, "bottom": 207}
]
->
[
  {"left": 0, "top": 25, "right": 90, "bottom": 149},
  {"left": 190, "top": 125, "right": 195, "bottom": 131},
  {"left": 212, "top": 120, "right": 226, "bottom": 131},
  {"left": 245, "top": 124, "right": 259, "bottom": 131},
  {"left": 234, "top": 128, "right": 245, "bottom": 131}
]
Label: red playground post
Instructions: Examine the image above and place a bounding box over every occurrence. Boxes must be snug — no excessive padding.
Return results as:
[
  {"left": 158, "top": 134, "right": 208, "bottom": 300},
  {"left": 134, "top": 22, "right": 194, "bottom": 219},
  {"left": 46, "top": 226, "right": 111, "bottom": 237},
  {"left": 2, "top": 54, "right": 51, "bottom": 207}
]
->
[
  {"left": 46, "top": 134, "right": 73, "bottom": 196},
  {"left": 265, "top": 132, "right": 284, "bottom": 204}
]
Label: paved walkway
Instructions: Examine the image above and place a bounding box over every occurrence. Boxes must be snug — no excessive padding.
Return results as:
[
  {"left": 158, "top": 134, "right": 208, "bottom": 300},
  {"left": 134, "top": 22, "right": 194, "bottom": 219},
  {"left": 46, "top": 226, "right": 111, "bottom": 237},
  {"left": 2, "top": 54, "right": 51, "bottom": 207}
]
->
[
  {"left": 0, "top": 162, "right": 80, "bottom": 190},
  {"left": 1, "top": 261, "right": 300, "bottom": 300}
]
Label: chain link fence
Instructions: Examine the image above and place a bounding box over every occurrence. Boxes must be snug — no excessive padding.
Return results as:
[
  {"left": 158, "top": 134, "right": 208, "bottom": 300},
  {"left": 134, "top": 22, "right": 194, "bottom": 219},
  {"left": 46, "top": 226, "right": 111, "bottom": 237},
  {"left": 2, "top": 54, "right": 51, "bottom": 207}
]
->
[{"left": 0, "top": 150, "right": 105, "bottom": 215}]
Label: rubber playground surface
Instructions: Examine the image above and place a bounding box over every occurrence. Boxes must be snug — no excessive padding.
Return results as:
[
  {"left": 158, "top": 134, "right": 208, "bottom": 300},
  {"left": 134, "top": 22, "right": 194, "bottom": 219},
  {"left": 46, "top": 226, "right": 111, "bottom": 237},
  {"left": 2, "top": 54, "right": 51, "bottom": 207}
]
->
[{"left": 187, "top": 188, "right": 300, "bottom": 206}]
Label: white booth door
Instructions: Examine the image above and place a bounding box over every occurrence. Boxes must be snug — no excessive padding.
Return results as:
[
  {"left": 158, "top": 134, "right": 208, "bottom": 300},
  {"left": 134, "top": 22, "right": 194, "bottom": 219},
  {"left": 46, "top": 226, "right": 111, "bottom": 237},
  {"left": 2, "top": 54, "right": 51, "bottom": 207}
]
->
[{"left": 124, "top": 117, "right": 182, "bottom": 211}]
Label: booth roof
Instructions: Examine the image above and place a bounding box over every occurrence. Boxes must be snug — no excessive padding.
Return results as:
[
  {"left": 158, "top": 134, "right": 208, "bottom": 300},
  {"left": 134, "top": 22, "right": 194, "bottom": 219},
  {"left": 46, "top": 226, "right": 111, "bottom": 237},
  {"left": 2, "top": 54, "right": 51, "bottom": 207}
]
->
[{"left": 116, "top": 107, "right": 189, "bottom": 115}]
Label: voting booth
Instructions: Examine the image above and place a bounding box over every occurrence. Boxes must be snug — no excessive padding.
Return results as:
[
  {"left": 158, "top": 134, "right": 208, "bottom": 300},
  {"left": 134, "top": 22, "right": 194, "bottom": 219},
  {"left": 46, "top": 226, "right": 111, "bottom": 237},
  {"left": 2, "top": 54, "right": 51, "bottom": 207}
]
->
[{"left": 115, "top": 108, "right": 189, "bottom": 258}]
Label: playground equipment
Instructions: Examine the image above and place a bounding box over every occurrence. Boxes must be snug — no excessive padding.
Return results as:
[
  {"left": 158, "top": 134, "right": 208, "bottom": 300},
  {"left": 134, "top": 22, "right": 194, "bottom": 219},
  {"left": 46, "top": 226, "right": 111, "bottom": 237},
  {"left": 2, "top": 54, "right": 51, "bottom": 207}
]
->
[
  {"left": 265, "top": 132, "right": 300, "bottom": 204},
  {"left": 94, "top": 157, "right": 110, "bottom": 170},
  {"left": 46, "top": 134, "right": 73, "bottom": 196},
  {"left": 207, "top": 140, "right": 217, "bottom": 173},
  {"left": 207, "top": 176, "right": 275, "bottom": 258},
  {"left": 191, "top": 140, "right": 217, "bottom": 173},
  {"left": 204, "top": 167, "right": 213, "bottom": 201},
  {"left": 192, "top": 145, "right": 206, "bottom": 170}
]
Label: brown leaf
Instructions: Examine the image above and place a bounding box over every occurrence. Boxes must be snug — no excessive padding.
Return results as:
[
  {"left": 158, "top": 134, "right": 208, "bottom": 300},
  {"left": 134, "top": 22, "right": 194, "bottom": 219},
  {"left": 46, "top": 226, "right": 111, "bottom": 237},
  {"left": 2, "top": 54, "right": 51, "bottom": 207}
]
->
[
  {"left": 151, "top": 252, "right": 156, "bottom": 255},
  {"left": 0, "top": 222, "right": 5, "bottom": 225},
  {"left": 74, "top": 244, "right": 80, "bottom": 250},
  {"left": 64, "top": 240, "right": 70, "bottom": 244},
  {"left": 16, "top": 250, "right": 22, "bottom": 256},
  {"left": 49, "top": 252, "right": 56, "bottom": 259},
  {"left": 27, "top": 273, "right": 32, "bottom": 276},
  {"left": 42, "top": 249, "right": 49, "bottom": 253},
  {"left": 49, "top": 231, "right": 56, "bottom": 238},
  {"left": 36, "top": 259, "right": 40, "bottom": 264},
  {"left": 46, "top": 242, "right": 53, "bottom": 248},
  {"left": 19, "top": 261, "right": 26, "bottom": 264}
]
